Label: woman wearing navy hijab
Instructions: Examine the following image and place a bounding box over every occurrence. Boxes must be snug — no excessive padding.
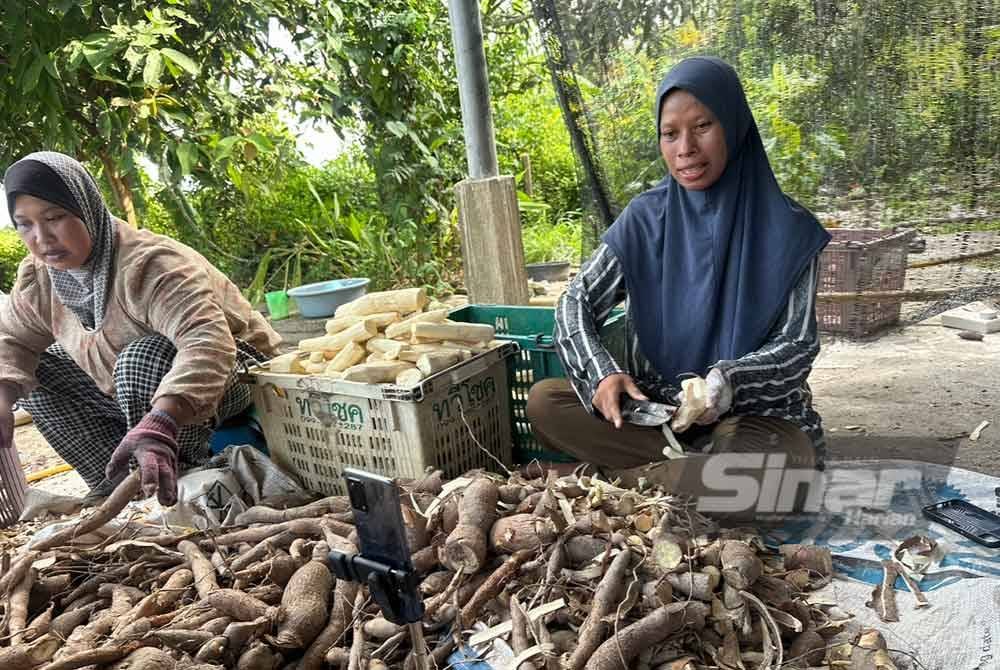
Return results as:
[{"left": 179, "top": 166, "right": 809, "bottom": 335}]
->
[{"left": 527, "top": 57, "right": 831, "bottom": 491}]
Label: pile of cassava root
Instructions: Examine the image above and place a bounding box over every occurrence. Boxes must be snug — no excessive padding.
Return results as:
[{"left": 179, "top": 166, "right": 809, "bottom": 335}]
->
[
  {"left": 0, "top": 468, "right": 899, "bottom": 670},
  {"left": 265, "top": 287, "right": 504, "bottom": 385}
]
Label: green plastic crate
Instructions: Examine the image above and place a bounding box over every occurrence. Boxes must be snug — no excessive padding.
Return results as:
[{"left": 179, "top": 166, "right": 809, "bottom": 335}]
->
[{"left": 449, "top": 304, "right": 626, "bottom": 464}]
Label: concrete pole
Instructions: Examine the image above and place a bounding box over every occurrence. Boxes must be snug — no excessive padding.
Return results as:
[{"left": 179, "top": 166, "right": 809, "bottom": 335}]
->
[
  {"left": 447, "top": 0, "right": 499, "bottom": 179},
  {"left": 448, "top": 0, "right": 530, "bottom": 305}
]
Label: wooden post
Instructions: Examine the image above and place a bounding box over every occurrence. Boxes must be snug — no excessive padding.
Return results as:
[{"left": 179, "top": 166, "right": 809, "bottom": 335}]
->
[
  {"left": 520, "top": 153, "right": 534, "bottom": 196},
  {"left": 455, "top": 176, "right": 530, "bottom": 305}
]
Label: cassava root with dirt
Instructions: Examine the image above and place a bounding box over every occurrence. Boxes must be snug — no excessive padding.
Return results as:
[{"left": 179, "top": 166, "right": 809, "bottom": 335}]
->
[{"left": 0, "top": 467, "right": 888, "bottom": 669}]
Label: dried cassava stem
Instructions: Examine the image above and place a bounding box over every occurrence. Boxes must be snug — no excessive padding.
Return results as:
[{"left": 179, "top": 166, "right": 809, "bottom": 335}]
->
[
  {"left": 443, "top": 479, "right": 499, "bottom": 573},
  {"left": 566, "top": 549, "right": 633, "bottom": 670},
  {"left": 32, "top": 471, "right": 142, "bottom": 552},
  {"left": 583, "top": 601, "right": 709, "bottom": 670}
]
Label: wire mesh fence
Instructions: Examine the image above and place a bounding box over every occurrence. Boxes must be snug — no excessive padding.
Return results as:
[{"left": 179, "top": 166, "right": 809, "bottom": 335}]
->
[{"left": 534, "top": 0, "right": 999, "bottom": 334}]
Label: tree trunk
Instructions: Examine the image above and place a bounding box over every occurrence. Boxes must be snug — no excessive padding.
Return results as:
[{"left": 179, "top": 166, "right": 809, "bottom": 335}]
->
[
  {"left": 98, "top": 151, "right": 139, "bottom": 228},
  {"left": 530, "top": 0, "right": 616, "bottom": 241}
]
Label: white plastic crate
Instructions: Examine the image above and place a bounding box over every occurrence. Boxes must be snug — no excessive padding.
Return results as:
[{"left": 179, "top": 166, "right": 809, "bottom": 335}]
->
[{"left": 248, "top": 344, "right": 517, "bottom": 495}]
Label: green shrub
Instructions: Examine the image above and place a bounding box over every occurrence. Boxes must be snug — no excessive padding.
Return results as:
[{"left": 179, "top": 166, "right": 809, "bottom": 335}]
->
[
  {"left": 522, "top": 212, "right": 584, "bottom": 265},
  {"left": 0, "top": 229, "right": 27, "bottom": 292}
]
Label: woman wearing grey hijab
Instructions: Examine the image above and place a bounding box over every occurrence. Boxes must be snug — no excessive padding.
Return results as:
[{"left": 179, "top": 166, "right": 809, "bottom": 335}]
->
[{"left": 0, "top": 152, "right": 281, "bottom": 505}]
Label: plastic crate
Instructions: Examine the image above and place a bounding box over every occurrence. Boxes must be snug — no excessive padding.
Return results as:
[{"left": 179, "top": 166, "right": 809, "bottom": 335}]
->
[
  {"left": 449, "top": 305, "right": 626, "bottom": 464},
  {"left": 817, "top": 228, "right": 915, "bottom": 337},
  {"left": 0, "top": 441, "right": 27, "bottom": 528},
  {"left": 248, "top": 344, "right": 516, "bottom": 495}
]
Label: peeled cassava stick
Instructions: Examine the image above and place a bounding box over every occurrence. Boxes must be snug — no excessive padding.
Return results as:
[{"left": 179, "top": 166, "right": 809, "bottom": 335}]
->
[
  {"left": 270, "top": 543, "right": 334, "bottom": 649},
  {"left": 327, "top": 312, "right": 399, "bottom": 335},
  {"left": 583, "top": 601, "right": 709, "bottom": 670},
  {"left": 411, "top": 322, "right": 495, "bottom": 343},
  {"left": 416, "top": 352, "right": 461, "bottom": 376},
  {"left": 366, "top": 338, "right": 406, "bottom": 359},
  {"left": 327, "top": 340, "right": 366, "bottom": 373},
  {"left": 336, "top": 288, "right": 428, "bottom": 317},
  {"left": 395, "top": 368, "right": 424, "bottom": 387},
  {"left": 671, "top": 377, "right": 708, "bottom": 432},
  {"left": 300, "top": 319, "right": 377, "bottom": 353},
  {"left": 179, "top": 540, "right": 219, "bottom": 599},
  {"left": 32, "top": 471, "right": 141, "bottom": 551},
  {"left": 566, "top": 548, "right": 633, "bottom": 670},
  {"left": 384, "top": 309, "right": 450, "bottom": 339},
  {"left": 267, "top": 352, "right": 308, "bottom": 374},
  {"left": 443, "top": 479, "right": 499, "bottom": 573},
  {"left": 342, "top": 361, "right": 415, "bottom": 384}
]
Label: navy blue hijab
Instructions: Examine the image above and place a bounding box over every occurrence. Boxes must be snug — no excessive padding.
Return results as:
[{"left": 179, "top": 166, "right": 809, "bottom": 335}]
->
[{"left": 603, "top": 57, "right": 830, "bottom": 383}]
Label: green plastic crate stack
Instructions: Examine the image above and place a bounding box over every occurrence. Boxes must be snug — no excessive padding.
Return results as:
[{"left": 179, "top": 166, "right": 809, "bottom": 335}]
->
[{"left": 449, "top": 304, "right": 626, "bottom": 463}]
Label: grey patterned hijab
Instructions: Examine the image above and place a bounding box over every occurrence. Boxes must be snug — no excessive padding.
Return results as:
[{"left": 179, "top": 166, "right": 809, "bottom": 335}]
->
[{"left": 4, "top": 152, "right": 118, "bottom": 329}]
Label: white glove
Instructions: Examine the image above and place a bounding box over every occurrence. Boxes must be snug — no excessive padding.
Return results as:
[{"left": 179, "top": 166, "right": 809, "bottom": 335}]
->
[{"left": 697, "top": 368, "right": 733, "bottom": 425}]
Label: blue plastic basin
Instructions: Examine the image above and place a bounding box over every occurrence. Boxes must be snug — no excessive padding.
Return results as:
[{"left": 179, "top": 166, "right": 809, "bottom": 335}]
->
[{"left": 287, "top": 278, "right": 370, "bottom": 318}]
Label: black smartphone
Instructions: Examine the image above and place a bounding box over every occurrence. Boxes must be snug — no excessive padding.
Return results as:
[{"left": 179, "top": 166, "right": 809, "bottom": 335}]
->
[
  {"left": 344, "top": 469, "right": 414, "bottom": 571},
  {"left": 922, "top": 499, "right": 1000, "bottom": 548}
]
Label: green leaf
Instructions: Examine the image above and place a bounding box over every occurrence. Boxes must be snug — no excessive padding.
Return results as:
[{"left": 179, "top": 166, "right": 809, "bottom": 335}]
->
[
  {"left": 226, "top": 162, "right": 243, "bottom": 190},
  {"left": 21, "top": 57, "right": 45, "bottom": 94},
  {"left": 161, "top": 48, "right": 200, "bottom": 76},
  {"left": 386, "top": 120, "right": 408, "bottom": 137},
  {"left": 245, "top": 132, "right": 274, "bottom": 153},
  {"left": 176, "top": 142, "right": 199, "bottom": 175},
  {"left": 143, "top": 51, "right": 164, "bottom": 86},
  {"left": 41, "top": 52, "right": 59, "bottom": 79},
  {"left": 214, "top": 135, "right": 241, "bottom": 161}
]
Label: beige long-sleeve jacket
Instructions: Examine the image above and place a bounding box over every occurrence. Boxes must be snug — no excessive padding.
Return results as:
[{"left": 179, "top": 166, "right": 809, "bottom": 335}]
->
[{"left": 0, "top": 224, "right": 281, "bottom": 422}]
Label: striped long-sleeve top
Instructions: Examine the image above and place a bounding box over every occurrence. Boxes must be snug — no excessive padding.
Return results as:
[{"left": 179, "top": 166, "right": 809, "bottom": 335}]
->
[{"left": 554, "top": 243, "right": 825, "bottom": 460}]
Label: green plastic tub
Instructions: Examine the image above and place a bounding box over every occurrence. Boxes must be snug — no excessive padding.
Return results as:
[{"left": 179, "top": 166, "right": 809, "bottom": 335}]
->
[{"left": 449, "top": 304, "right": 626, "bottom": 464}]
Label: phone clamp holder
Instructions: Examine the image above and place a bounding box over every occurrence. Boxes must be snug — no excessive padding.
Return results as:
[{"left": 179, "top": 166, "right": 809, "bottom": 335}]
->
[{"left": 326, "top": 550, "right": 425, "bottom": 625}]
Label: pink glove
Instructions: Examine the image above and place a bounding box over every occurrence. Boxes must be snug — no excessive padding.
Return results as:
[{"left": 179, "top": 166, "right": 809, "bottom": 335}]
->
[{"left": 106, "top": 409, "right": 180, "bottom": 506}]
